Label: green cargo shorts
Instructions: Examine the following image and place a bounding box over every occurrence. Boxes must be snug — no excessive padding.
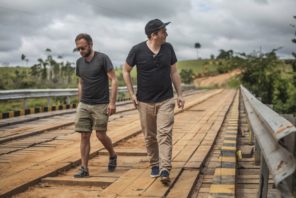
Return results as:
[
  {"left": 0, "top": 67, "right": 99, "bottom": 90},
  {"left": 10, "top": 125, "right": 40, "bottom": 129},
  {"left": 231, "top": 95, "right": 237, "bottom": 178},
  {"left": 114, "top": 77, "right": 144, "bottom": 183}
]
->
[{"left": 75, "top": 102, "right": 109, "bottom": 132}]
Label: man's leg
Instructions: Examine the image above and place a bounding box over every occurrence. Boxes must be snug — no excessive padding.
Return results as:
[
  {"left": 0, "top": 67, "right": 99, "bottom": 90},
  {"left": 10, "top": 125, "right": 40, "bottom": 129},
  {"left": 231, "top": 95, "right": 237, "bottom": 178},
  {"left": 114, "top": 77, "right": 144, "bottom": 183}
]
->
[
  {"left": 157, "top": 98, "right": 175, "bottom": 184},
  {"left": 93, "top": 104, "right": 117, "bottom": 171},
  {"left": 138, "top": 102, "right": 159, "bottom": 177},
  {"left": 96, "top": 131, "right": 116, "bottom": 157},
  {"left": 80, "top": 132, "right": 92, "bottom": 169},
  {"left": 96, "top": 131, "right": 117, "bottom": 171},
  {"left": 74, "top": 102, "right": 92, "bottom": 177},
  {"left": 74, "top": 132, "right": 91, "bottom": 178}
]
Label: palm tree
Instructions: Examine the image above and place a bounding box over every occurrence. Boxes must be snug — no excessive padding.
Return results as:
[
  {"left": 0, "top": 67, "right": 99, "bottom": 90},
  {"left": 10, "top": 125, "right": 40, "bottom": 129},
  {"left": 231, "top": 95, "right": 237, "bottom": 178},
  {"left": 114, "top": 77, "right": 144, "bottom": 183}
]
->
[
  {"left": 45, "top": 48, "right": 52, "bottom": 80},
  {"left": 21, "top": 54, "right": 29, "bottom": 66},
  {"left": 45, "top": 48, "right": 52, "bottom": 53},
  {"left": 21, "top": 54, "right": 26, "bottom": 62},
  {"left": 194, "top": 43, "right": 201, "bottom": 59}
]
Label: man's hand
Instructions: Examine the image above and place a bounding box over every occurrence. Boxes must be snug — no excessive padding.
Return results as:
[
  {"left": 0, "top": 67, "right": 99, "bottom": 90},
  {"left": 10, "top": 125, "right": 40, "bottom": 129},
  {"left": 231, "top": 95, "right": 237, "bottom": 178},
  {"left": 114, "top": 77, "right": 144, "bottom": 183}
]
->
[
  {"left": 177, "top": 96, "right": 185, "bottom": 109},
  {"left": 131, "top": 94, "right": 138, "bottom": 109},
  {"left": 107, "top": 103, "right": 116, "bottom": 116}
]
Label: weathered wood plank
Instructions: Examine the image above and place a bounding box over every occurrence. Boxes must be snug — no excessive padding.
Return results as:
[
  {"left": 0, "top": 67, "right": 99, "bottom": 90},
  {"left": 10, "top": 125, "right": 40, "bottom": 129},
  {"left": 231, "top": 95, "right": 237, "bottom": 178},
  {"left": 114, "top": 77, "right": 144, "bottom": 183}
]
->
[{"left": 167, "top": 169, "right": 200, "bottom": 197}]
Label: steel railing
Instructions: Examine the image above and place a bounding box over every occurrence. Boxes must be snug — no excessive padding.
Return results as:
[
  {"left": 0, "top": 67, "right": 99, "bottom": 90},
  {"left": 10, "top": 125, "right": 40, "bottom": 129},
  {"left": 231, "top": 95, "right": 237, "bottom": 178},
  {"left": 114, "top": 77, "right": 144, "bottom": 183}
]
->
[
  {"left": 0, "top": 86, "right": 136, "bottom": 108},
  {"left": 0, "top": 86, "right": 135, "bottom": 100},
  {"left": 0, "top": 84, "right": 196, "bottom": 108},
  {"left": 240, "top": 85, "right": 296, "bottom": 197}
]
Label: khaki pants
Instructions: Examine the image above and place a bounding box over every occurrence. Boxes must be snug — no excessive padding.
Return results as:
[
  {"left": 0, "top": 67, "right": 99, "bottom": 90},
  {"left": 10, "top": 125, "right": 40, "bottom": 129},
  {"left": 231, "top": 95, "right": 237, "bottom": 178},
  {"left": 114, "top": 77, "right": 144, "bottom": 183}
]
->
[{"left": 138, "top": 98, "right": 175, "bottom": 170}]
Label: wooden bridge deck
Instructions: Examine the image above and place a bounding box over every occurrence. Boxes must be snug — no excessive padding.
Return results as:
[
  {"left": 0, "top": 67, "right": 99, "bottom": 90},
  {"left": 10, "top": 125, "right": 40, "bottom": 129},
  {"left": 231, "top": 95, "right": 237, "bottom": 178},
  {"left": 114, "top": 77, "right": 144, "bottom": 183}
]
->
[{"left": 0, "top": 89, "right": 280, "bottom": 197}]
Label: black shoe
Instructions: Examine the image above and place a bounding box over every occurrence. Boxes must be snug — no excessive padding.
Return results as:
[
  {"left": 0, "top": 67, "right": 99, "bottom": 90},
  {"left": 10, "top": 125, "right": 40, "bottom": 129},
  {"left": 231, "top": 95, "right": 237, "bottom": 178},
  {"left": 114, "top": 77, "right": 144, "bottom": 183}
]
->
[
  {"left": 108, "top": 154, "right": 117, "bottom": 172},
  {"left": 160, "top": 169, "right": 170, "bottom": 185},
  {"left": 74, "top": 167, "right": 89, "bottom": 178}
]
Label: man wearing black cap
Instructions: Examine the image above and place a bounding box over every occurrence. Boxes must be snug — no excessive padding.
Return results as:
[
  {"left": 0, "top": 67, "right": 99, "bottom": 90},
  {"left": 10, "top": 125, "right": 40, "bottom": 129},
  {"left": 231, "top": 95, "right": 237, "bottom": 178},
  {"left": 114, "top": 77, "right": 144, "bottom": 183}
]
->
[{"left": 123, "top": 19, "right": 185, "bottom": 185}]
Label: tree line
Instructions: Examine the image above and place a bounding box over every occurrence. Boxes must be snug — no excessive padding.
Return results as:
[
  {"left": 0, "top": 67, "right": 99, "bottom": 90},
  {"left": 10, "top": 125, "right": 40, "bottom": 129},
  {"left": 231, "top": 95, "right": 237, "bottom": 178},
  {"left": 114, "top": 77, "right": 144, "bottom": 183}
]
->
[
  {"left": 241, "top": 16, "right": 296, "bottom": 114},
  {"left": 12, "top": 48, "right": 76, "bottom": 89}
]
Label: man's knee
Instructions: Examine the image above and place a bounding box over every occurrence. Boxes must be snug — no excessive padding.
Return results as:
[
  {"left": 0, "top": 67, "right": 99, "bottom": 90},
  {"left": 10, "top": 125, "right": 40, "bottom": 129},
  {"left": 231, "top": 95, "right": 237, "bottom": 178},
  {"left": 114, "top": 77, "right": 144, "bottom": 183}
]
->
[
  {"left": 96, "top": 131, "right": 107, "bottom": 140},
  {"left": 81, "top": 132, "right": 91, "bottom": 141}
]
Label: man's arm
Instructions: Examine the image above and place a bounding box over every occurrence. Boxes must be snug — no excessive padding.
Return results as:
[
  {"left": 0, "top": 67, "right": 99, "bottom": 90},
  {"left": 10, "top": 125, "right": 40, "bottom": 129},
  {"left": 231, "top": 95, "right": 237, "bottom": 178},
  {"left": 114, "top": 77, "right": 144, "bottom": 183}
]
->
[
  {"left": 107, "top": 69, "right": 118, "bottom": 115},
  {"left": 171, "top": 63, "right": 185, "bottom": 109},
  {"left": 123, "top": 62, "right": 138, "bottom": 108}
]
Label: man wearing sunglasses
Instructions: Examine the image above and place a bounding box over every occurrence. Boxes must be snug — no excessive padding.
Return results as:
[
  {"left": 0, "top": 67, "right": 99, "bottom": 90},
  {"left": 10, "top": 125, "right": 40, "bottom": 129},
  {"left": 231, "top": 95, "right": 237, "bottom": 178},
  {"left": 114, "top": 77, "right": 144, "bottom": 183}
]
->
[
  {"left": 123, "top": 19, "right": 185, "bottom": 185},
  {"left": 74, "top": 33, "right": 118, "bottom": 178}
]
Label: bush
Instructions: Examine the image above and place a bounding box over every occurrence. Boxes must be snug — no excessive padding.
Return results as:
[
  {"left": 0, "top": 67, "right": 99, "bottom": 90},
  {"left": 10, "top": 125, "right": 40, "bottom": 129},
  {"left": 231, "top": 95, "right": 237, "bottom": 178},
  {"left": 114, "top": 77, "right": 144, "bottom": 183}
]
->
[
  {"left": 180, "top": 69, "right": 194, "bottom": 84},
  {"left": 217, "top": 65, "right": 229, "bottom": 74}
]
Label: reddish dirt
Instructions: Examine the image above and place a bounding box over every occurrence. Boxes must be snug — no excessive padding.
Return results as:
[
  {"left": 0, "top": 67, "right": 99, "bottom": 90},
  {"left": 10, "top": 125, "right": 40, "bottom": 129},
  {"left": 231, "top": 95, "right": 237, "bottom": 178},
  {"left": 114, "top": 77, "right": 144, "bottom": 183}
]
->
[{"left": 194, "top": 69, "right": 241, "bottom": 87}]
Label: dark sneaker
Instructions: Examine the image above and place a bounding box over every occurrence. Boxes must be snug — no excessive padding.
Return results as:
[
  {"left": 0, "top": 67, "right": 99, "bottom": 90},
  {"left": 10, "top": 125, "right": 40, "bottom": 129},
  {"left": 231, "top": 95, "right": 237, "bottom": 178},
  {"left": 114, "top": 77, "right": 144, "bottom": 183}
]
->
[
  {"left": 74, "top": 167, "right": 89, "bottom": 178},
  {"left": 160, "top": 169, "right": 170, "bottom": 185},
  {"left": 108, "top": 154, "right": 117, "bottom": 172},
  {"left": 150, "top": 166, "right": 159, "bottom": 177}
]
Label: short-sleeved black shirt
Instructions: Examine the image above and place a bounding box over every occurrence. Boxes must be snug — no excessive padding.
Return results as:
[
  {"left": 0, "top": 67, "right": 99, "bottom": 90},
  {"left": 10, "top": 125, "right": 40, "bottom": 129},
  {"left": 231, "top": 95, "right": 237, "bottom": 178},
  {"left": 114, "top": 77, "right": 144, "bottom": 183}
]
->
[
  {"left": 76, "top": 51, "right": 113, "bottom": 104},
  {"left": 126, "top": 41, "right": 177, "bottom": 103}
]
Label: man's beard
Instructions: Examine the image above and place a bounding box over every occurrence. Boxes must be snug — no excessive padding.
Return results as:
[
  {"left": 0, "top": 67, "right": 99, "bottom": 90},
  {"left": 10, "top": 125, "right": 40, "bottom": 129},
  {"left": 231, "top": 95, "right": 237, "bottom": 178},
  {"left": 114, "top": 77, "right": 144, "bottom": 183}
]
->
[{"left": 83, "top": 49, "right": 92, "bottom": 58}]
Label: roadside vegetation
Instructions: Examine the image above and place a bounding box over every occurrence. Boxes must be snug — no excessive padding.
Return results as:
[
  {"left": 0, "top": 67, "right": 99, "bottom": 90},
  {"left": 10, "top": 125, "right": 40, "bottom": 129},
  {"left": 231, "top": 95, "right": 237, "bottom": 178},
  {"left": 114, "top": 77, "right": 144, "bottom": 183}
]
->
[{"left": 0, "top": 49, "right": 293, "bottom": 114}]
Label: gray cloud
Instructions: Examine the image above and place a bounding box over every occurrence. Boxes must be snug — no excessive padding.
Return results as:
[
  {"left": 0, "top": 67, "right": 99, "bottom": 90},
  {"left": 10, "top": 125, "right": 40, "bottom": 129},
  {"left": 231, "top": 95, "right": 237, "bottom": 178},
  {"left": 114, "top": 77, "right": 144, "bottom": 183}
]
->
[
  {"left": 87, "top": 0, "right": 191, "bottom": 19},
  {"left": 0, "top": 0, "right": 295, "bottom": 66}
]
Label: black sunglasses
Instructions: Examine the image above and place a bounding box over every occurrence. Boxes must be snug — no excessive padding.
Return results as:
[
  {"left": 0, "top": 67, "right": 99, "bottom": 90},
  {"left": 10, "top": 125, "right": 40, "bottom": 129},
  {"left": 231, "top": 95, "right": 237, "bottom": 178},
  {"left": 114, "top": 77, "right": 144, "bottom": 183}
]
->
[{"left": 77, "top": 47, "right": 86, "bottom": 51}]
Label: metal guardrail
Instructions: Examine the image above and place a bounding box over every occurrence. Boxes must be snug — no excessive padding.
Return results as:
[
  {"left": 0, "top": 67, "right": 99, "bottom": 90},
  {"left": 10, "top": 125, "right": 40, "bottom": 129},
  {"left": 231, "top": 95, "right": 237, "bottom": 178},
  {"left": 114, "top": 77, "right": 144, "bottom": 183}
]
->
[
  {"left": 240, "top": 85, "right": 296, "bottom": 197},
  {"left": 0, "top": 84, "right": 195, "bottom": 109},
  {"left": 0, "top": 86, "right": 135, "bottom": 108},
  {"left": 0, "top": 86, "right": 134, "bottom": 101},
  {"left": 0, "top": 85, "right": 195, "bottom": 101},
  {"left": 0, "top": 89, "right": 78, "bottom": 100}
]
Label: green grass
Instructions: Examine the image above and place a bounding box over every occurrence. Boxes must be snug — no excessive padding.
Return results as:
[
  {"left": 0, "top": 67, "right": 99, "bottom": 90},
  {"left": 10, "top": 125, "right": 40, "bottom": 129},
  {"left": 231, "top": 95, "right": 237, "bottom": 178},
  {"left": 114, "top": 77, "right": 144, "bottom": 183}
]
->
[
  {"left": 115, "top": 66, "right": 137, "bottom": 76},
  {"left": 0, "top": 66, "right": 78, "bottom": 89},
  {"left": 277, "top": 62, "right": 294, "bottom": 79},
  {"left": 114, "top": 59, "right": 221, "bottom": 80},
  {"left": 0, "top": 66, "right": 28, "bottom": 74},
  {"left": 177, "top": 59, "right": 223, "bottom": 76},
  {"left": 226, "top": 77, "right": 241, "bottom": 89}
]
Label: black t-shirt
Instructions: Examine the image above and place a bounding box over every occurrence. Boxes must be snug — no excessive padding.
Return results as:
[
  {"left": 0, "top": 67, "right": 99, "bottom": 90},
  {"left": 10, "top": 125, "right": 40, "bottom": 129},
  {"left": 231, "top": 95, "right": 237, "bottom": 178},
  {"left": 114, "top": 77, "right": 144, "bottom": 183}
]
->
[
  {"left": 76, "top": 51, "right": 113, "bottom": 104},
  {"left": 126, "top": 41, "right": 177, "bottom": 103}
]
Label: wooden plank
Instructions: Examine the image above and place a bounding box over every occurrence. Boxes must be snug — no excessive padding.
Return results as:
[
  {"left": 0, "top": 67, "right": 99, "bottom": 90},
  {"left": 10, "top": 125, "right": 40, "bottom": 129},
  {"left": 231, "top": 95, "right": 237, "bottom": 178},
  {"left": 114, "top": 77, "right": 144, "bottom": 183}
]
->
[
  {"left": 209, "top": 184, "right": 235, "bottom": 195},
  {"left": 184, "top": 147, "right": 210, "bottom": 169},
  {"left": 14, "top": 184, "right": 104, "bottom": 198},
  {"left": 141, "top": 168, "right": 181, "bottom": 197},
  {"left": 100, "top": 169, "right": 144, "bottom": 197},
  {"left": 173, "top": 145, "right": 198, "bottom": 162},
  {"left": 121, "top": 169, "right": 155, "bottom": 196},
  {"left": 237, "top": 178, "right": 274, "bottom": 184},
  {"left": 42, "top": 176, "right": 116, "bottom": 186},
  {"left": 167, "top": 169, "right": 200, "bottom": 197},
  {"left": 99, "top": 148, "right": 147, "bottom": 156}
]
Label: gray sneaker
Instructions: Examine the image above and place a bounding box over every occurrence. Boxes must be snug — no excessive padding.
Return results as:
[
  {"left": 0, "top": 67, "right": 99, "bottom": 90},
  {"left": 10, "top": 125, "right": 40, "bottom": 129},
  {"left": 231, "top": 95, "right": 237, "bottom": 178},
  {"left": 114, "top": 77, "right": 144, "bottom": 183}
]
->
[
  {"left": 108, "top": 155, "right": 117, "bottom": 172},
  {"left": 74, "top": 167, "right": 89, "bottom": 178}
]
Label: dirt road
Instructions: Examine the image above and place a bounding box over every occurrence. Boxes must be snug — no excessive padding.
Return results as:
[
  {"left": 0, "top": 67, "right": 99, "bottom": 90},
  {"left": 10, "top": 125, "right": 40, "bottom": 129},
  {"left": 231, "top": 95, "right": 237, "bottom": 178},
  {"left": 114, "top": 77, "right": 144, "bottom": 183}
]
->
[{"left": 194, "top": 69, "right": 241, "bottom": 87}]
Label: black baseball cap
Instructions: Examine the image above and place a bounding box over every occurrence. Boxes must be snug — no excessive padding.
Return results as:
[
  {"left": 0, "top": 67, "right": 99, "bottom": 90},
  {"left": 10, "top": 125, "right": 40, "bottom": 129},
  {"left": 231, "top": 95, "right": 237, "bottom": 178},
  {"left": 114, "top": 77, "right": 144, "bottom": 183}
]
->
[{"left": 145, "top": 19, "right": 171, "bottom": 36}]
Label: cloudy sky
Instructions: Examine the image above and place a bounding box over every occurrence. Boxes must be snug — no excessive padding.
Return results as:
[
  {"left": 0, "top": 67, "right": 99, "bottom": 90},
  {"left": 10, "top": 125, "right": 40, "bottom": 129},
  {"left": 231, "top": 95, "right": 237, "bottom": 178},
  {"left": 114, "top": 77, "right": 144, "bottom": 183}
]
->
[{"left": 0, "top": 0, "right": 295, "bottom": 67}]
